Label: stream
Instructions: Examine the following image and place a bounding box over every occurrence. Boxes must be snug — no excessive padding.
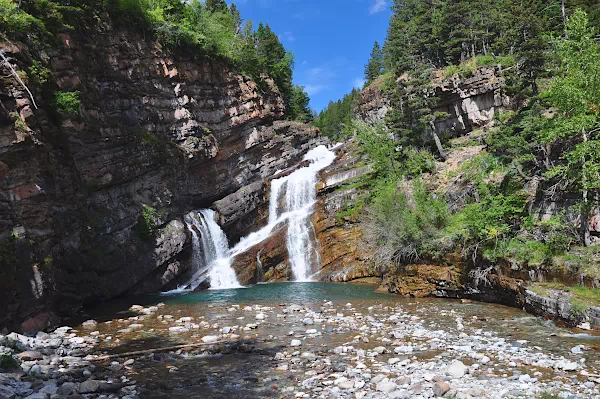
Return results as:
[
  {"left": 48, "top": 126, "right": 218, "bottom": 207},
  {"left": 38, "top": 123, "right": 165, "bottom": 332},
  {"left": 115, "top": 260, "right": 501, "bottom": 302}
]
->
[{"left": 73, "top": 282, "right": 600, "bottom": 398}]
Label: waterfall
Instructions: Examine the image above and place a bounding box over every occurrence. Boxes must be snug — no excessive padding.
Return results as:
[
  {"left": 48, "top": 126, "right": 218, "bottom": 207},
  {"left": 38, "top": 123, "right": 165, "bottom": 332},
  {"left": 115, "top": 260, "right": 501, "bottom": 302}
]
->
[
  {"left": 182, "top": 210, "right": 241, "bottom": 291},
  {"left": 168, "top": 144, "right": 336, "bottom": 294},
  {"left": 269, "top": 145, "right": 336, "bottom": 281}
]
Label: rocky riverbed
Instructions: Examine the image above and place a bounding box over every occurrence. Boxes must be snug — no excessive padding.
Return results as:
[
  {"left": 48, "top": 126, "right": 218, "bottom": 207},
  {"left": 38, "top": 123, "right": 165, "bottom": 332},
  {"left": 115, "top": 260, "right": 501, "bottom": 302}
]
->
[{"left": 1, "top": 283, "right": 600, "bottom": 398}]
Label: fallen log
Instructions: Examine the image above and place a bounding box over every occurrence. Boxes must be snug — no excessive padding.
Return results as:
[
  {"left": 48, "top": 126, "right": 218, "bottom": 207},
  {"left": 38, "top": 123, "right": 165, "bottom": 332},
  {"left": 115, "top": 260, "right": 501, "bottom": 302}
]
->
[{"left": 91, "top": 340, "right": 232, "bottom": 362}]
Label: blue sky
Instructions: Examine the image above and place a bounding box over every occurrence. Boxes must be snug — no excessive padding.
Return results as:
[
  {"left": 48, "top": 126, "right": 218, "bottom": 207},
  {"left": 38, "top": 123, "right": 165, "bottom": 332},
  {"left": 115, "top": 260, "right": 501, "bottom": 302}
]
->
[{"left": 227, "top": 0, "right": 393, "bottom": 111}]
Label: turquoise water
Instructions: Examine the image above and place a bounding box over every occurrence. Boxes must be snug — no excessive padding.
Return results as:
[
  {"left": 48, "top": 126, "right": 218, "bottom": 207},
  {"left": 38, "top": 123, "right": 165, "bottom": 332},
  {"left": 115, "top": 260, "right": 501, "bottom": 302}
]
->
[{"left": 165, "top": 282, "right": 394, "bottom": 306}]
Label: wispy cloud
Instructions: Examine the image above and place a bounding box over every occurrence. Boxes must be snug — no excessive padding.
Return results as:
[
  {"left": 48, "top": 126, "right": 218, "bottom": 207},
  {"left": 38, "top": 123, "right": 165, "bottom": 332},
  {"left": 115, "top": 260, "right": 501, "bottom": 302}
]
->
[
  {"left": 283, "top": 31, "right": 295, "bottom": 42},
  {"left": 353, "top": 78, "right": 366, "bottom": 89},
  {"left": 369, "top": 0, "right": 388, "bottom": 14},
  {"left": 304, "top": 85, "right": 326, "bottom": 95}
]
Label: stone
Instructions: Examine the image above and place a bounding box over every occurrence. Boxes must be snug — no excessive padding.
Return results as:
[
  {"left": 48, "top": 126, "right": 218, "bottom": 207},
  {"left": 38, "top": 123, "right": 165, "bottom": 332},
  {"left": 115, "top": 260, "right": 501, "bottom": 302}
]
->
[
  {"left": 0, "top": 385, "right": 16, "bottom": 398},
  {"left": 17, "top": 351, "right": 43, "bottom": 361},
  {"left": 447, "top": 360, "right": 467, "bottom": 378},
  {"left": 433, "top": 381, "right": 450, "bottom": 397},
  {"left": 290, "top": 340, "right": 302, "bottom": 347},
  {"left": 57, "top": 382, "right": 77, "bottom": 395},
  {"left": 376, "top": 380, "right": 397, "bottom": 393},
  {"left": 79, "top": 380, "right": 101, "bottom": 394},
  {"left": 201, "top": 336, "right": 219, "bottom": 344}
]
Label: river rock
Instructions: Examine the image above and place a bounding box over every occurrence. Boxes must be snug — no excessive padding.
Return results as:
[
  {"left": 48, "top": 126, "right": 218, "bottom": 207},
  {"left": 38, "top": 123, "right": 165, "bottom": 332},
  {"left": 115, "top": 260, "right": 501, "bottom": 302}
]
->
[
  {"left": 447, "top": 360, "right": 467, "bottom": 378},
  {"left": 17, "top": 351, "right": 43, "bottom": 361},
  {"left": 201, "top": 336, "right": 219, "bottom": 344},
  {"left": 79, "top": 380, "right": 101, "bottom": 394},
  {"left": 376, "top": 379, "right": 397, "bottom": 393},
  {"left": 433, "top": 381, "right": 450, "bottom": 396},
  {"left": 290, "top": 340, "right": 302, "bottom": 347}
]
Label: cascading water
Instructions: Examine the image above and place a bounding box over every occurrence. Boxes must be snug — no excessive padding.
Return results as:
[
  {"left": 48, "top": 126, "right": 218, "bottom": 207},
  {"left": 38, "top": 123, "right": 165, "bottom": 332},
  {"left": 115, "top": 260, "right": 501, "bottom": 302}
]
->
[
  {"left": 181, "top": 210, "right": 241, "bottom": 291},
  {"left": 269, "top": 145, "right": 336, "bottom": 281},
  {"left": 170, "top": 145, "right": 336, "bottom": 293}
]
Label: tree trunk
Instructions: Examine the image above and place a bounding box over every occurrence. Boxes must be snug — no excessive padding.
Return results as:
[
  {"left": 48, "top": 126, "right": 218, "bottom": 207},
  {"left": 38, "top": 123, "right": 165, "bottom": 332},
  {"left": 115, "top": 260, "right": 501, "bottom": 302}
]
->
[
  {"left": 0, "top": 51, "right": 38, "bottom": 109},
  {"left": 429, "top": 121, "right": 447, "bottom": 160},
  {"left": 582, "top": 128, "right": 592, "bottom": 246},
  {"left": 561, "top": 0, "right": 567, "bottom": 34}
]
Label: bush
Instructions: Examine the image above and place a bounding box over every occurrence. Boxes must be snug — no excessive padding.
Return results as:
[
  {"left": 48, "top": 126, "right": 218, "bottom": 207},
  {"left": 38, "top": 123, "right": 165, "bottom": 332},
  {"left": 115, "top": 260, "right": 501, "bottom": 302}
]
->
[
  {"left": 0, "top": 353, "right": 19, "bottom": 370},
  {"left": 135, "top": 204, "right": 159, "bottom": 241},
  {"left": 28, "top": 60, "right": 51, "bottom": 86},
  {"left": 54, "top": 91, "right": 80, "bottom": 116},
  {"left": 365, "top": 180, "right": 449, "bottom": 264}
]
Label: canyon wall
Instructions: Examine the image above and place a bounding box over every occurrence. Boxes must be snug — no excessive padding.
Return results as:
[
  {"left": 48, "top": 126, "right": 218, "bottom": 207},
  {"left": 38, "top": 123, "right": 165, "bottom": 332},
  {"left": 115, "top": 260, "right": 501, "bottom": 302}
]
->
[{"left": 0, "top": 21, "right": 319, "bottom": 332}]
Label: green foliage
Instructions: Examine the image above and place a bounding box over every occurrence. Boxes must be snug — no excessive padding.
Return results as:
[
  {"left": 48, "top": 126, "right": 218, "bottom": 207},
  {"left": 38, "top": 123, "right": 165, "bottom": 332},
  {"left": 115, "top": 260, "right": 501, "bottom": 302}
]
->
[
  {"left": 54, "top": 91, "right": 80, "bottom": 116},
  {"left": 288, "top": 85, "right": 312, "bottom": 122},
  {"left": 0, "top": 353, "right": 19, "bottom": 370},
  {"left": 135, "top": 204, "right": 159, "bottom": 241},
  {"left": 364, "top": 41, "right": 384, "bottom": 84},
  {"left": 447, "top": 193, "right": 526, "bottom": 246},
  {"left": 28, "top": 60, "right": 51, "bottom": 86},
  {"left": 336, "top": 199, "right": 366, "bottom": 223},
  {"left": 366, "top": 179, "right": 449, "bottom": 264},
  {"left": 314, "top": 89, "right": 360, "bottom": 141},
  {"left": 542, "top": 10, "right": 600, "bottom": 188},
  {"left": 502, "top": 238, "right": 552, "bottom": 265},
  {"left": 442, "top": 55, "right": 515, "bottom": 78},
  {"left": 0, "top": 0, "right": 46, "bottom": 43}
]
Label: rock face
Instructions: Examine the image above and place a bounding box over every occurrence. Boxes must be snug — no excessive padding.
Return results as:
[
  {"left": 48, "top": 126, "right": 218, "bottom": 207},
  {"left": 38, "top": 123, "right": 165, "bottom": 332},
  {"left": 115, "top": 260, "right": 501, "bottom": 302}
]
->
[
  {"left": 356, "top": 67, "right": 509, "bottom": 134},
  {"left": 433, "top": 67, "right": 509, "bottom": 136},
  {"left": 0, "top": 20, "right": 319, "bottom": 331}
]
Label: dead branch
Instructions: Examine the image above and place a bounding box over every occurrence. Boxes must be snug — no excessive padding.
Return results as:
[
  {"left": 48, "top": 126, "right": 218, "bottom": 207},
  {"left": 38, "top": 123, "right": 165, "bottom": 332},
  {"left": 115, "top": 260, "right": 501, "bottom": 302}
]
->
[{"left": 0, "top": 51, "right": 38, "bottom": 109}]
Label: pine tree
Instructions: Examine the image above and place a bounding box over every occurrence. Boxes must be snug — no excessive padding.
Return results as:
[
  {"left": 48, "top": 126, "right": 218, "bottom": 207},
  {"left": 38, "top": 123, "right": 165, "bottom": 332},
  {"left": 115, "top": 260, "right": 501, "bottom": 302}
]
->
[
  {"left": 364, "top": 41, "right": 384, "bottom": 83},
  {"left": 230, "top": 3, "right": 242, "bottom": 34},
  {"left": 205, "top": 0, "right": 228, "bottom": 13}
]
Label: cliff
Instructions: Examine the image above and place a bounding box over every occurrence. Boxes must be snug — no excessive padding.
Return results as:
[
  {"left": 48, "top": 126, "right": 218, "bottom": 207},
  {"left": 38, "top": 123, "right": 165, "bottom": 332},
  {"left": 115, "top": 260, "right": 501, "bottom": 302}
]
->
[
  {"left": 356, "top": 67, "right": 509, "bottom": 135},
  {"left": 0, "top": 20, "right": 319, "bottom": 332}
]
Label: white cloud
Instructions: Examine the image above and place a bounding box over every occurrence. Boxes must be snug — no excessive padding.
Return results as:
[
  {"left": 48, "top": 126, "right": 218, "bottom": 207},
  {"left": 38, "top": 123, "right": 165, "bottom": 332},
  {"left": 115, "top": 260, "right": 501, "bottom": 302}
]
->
[
  {"left": 369, "top": 0, "right": 387, "bottom": 15},
  {"left": 353, "top": 78, "right": 367, "bottom": 89},
  {"left": 283, "top": 31, "right": 296, "bottom": 42},
  {"left": 304, "top": 85, "right": 326, "bottom": 95}
]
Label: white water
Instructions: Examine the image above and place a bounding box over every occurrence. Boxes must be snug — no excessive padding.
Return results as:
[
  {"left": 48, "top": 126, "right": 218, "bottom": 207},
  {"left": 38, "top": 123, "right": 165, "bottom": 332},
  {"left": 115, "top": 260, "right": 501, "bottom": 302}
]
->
[
  {"left": 180, "top": 210, "right": 241, "bottom": 291},
  {"left": 168, "top": 145, "right": 336, "bottom": 293},
  {"left": 269, "top": 145, "right": 336, "bottom": 281}
]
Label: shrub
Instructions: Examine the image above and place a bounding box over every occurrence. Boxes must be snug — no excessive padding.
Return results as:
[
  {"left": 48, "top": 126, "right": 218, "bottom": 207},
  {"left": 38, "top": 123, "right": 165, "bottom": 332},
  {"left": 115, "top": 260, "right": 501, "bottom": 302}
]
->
[
  {"left": 503, "top": 238, "right": 552, "bottom": 266},
  {"left": 0, "top": 353, "right": 19, "bottom": 370},
  {"left": 28, "top": 60, "right": 51, "bottom": 86},
  {"left": 54, "top": 91, "right": 80, "bottom": 116},
  {"left": 365, "top": 180, "right": 449, "bottom": 264},
  {"left": 135, "top": 204, "right": 159, "bottom": 241}
]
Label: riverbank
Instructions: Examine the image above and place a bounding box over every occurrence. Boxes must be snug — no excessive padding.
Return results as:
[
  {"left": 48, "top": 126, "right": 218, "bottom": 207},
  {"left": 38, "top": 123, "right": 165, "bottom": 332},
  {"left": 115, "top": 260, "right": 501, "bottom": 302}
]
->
[{"left": 2, "top": 283, "right": 599, "bottom": 398}]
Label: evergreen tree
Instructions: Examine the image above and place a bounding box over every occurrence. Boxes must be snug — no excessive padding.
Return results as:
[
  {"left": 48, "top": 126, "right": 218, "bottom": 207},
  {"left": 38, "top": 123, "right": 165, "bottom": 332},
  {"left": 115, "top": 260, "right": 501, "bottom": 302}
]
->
[
  {"left": 288, "top": 85, "right": 312, "bottom": 122},
  {"left": 205, "top": 0, "right": 228, "bottom": 13},
  {"left": 364, "top": 41, "right": 384, "bottom": 83},
  {"left": 229, "top": 3, "right": 242, "bottom": 33}
]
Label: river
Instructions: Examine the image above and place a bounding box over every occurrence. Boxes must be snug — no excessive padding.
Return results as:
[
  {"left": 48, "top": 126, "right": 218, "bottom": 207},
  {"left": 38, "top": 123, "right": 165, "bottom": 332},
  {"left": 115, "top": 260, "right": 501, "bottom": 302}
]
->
[{"left": 74, "top": 282, "right": 600, "bottom": 398}]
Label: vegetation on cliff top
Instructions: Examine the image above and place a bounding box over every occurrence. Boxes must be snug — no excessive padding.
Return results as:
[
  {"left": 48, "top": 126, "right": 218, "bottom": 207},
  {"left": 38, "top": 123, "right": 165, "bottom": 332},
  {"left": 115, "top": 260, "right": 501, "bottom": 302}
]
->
[
  {"left": 325, "top": 8, "right": 600, "bottom": 276},
  {"left": 0, "top": 0, "right": 311, "bottom": 121}
]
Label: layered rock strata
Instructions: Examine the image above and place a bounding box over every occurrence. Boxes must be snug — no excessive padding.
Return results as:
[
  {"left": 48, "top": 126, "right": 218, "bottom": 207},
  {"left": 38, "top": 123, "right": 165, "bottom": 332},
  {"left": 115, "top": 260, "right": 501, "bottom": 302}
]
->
[{"left": 0, "top": 22, "right": 319, "bottom": 331}]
